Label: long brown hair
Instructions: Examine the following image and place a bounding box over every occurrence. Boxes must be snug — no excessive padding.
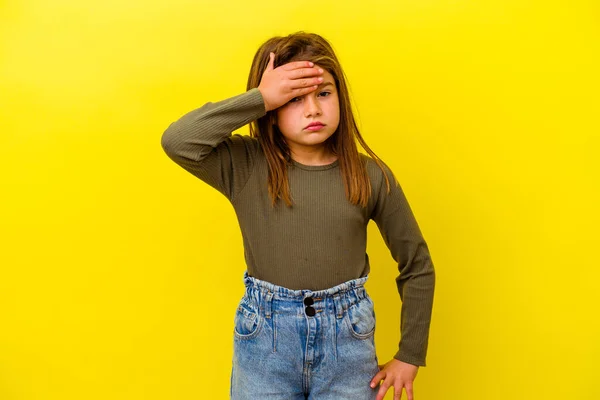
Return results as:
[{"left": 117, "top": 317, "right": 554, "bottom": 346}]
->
[{"left": 246, "top": 31, "right": 392, "bottom": 208}]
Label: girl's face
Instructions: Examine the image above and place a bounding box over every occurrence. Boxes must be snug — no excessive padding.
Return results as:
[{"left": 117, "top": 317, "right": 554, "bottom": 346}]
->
[{"left": 275, "top": 66, "right": 340, "bottom": 154}]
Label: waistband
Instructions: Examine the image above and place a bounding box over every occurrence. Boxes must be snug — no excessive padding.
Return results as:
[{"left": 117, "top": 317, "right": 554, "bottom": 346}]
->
[{"left": 241, "top": 270, "right": 370, "bottom": 319}]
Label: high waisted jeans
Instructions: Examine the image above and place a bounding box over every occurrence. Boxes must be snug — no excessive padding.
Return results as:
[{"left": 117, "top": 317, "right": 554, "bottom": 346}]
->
[{"left": 230, "top": 270, "right": 380, "bottom": 399}]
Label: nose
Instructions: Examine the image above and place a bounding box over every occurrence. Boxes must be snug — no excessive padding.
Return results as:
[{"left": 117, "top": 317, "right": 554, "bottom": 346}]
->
[{"left": 303, "top": 94, "right": 322, "bottom": 117}]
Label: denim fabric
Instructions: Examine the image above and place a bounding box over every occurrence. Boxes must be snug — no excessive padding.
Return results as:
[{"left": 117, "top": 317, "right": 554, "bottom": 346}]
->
[{"left": 230, "top": 270, "right": 380, "bottom": 399}]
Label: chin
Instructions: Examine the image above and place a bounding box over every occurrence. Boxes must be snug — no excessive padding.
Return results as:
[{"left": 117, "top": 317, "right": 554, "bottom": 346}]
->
[{"left": 304, "top": 130, "right": 334, "bottom": 139}]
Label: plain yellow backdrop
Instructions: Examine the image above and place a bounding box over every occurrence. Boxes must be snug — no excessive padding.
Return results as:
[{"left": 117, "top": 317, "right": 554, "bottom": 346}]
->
[{"left": 1, "top": 0, "right": 599, "bottom": 399}]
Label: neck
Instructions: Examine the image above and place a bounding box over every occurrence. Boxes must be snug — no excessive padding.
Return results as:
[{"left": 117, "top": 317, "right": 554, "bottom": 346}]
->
[{"left": 289, "top": 146, "right": 337, "bottom": 166}]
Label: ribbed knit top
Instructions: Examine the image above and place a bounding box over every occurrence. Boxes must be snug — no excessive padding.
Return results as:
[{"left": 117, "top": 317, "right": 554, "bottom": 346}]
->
[{"left": 160, "top": 88, "right": 435, "bottom": 366}]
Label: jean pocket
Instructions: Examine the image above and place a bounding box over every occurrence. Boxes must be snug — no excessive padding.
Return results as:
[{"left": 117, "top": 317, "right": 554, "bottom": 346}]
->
[
  {"left": 343, "top": 296, "right": 376, "bottom": 340},
  {"left": 233, "top": 296, "right": 263, "bottom": 339}
]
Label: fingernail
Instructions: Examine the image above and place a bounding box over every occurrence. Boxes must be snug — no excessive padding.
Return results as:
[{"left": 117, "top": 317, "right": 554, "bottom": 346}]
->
[
  {"left": 309, "top": 62, "right": 314, "bottom": 66},
  {"left": 370, "top": 383, "right": 375, "bottom": 388}
]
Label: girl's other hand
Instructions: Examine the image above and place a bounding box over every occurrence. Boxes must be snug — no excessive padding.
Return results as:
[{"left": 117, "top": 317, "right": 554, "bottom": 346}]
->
[
  {"left": 257, "top": 52, "right": 324, "bottom": 112},
  {"left": 370, "top": 358, "right": 419, "bottom": 400}
]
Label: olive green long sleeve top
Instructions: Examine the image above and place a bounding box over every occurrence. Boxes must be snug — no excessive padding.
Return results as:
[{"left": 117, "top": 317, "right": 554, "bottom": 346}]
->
[{"left": 160, "top": 88, "right": 435, "bottom": 366}]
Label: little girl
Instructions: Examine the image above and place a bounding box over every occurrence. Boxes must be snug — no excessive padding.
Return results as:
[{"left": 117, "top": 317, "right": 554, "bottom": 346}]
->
[{"left": 161, "top": 31, "right": 435, "bottom": 400}]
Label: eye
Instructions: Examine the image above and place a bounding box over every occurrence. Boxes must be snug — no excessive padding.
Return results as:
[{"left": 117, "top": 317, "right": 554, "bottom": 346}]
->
[{"left": 319, "top": 91, "right": 331, "bottom": 97}]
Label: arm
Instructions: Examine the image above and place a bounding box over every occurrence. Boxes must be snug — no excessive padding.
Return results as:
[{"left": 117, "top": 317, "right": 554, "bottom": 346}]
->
[
  {"left": 160, "top": 88, "right": 266, "bottom": 202},
  {"left": 370, "top": 162, "right": 436, "bottom": 367}
]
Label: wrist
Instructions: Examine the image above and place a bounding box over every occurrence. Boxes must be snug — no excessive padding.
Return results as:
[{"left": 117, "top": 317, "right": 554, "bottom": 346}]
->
[{"left": 257, "top": 87, "right": 272, "bottom": 112}]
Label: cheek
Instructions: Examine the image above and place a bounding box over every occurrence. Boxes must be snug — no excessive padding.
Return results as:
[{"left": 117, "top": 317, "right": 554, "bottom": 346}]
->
[
  {"left": 276, "top": 109, "right": 300, "bottom": 130},
  {"left": 325, "top": 102, "right": 340, "bottom": 121}
]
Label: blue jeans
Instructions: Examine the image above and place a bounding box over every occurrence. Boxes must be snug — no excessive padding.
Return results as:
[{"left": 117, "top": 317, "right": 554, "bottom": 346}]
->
[{"left": 230, "top": 270, "right": 380, "bottom": 399}]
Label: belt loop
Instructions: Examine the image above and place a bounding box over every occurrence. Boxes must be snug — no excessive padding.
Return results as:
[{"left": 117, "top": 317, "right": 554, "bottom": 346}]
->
[
  {"left": 333, "top": 293, "right": 343, "bottom": 319},
  {"left": 264, "top": 290, "right": 273, "bottom": 319}
]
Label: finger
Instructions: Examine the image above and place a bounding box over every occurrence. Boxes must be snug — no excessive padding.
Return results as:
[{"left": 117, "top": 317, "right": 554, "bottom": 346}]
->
[
  {"left": 370, "top": 370, "right": 385, "bottom": 389},
  {"left": 288, "top": 66, "right": 323, "bottom": 81},
  {"left": 288, "top": 76, "right": 323, "bottom": 90},
  {"left": 394, "top": 385, "right": 404, "bottom": 400},
  {"left": 377, "top": 377, "right": 393, "bottom": 400},
  {"left": 406, "top": 383, "right": 414, "bottom": 400},
  {"left": 282, "top": 60, "right": 314, "bottom": 70}
]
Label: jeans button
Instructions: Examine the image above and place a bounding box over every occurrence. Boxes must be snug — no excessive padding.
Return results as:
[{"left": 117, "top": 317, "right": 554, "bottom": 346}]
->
[
  {"left": 304, "top": 297, "right": 314, "bottom": 306},
  {"left": 305, "top": 306, "right": 316, "bottom": 316}
]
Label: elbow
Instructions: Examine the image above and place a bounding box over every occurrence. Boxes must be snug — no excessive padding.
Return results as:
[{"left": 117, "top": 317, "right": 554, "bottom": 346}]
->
[{"left": 160, "top": 123, "right": 179, "bottom": 156}]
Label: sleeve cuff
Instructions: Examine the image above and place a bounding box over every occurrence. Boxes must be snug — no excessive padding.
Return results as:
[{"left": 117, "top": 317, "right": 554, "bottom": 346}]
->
[{"left": 393, "top": 350, "right": 426, "bottom": 367}]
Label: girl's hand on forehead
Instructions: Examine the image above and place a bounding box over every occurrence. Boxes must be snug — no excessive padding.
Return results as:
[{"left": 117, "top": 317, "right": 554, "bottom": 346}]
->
[{"left": 258, "top": 52, "right": 324, "bottom": 112}]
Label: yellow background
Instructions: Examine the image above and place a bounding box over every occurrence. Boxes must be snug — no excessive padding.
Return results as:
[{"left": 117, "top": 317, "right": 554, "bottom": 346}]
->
[{"left": 1, "top": 0, "right": 599, "bottom": 399}]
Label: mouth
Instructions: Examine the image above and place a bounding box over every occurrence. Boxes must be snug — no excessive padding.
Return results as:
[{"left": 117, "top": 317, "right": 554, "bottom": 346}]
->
[{"left": 304, "top": 122, "right": 326, "bottom": 131}]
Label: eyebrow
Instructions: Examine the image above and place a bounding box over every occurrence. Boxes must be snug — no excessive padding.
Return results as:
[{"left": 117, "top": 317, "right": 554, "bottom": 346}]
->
[{"left": 318, "top": 81, "right": 334, "bottom": 89}]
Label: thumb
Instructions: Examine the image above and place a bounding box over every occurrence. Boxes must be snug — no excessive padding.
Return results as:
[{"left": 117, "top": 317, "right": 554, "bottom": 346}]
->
[{"left": 265, "top": 52, "right": 274, "bottom": 71}]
